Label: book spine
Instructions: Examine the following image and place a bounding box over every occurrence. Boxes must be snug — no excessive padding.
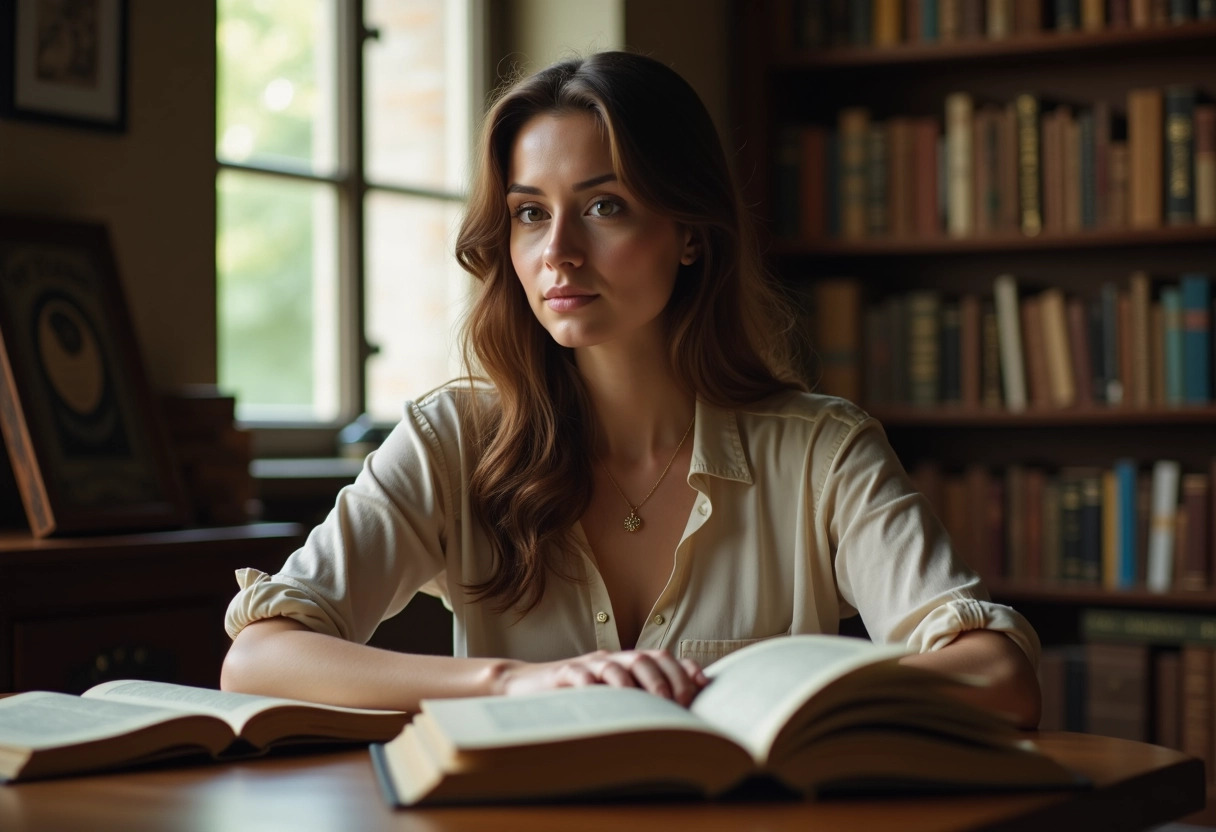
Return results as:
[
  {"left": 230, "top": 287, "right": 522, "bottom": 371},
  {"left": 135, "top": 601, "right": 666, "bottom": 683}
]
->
[
  {"left": 888, "top": 117, "right": 914, "bottom": 238},
  {"left": 1178, "top": 473, "right": 1210, "bottom": 590},
  {"left": 994, "top": 274, "right": 1028, "bottom": 410},
  {"left": 1170, "top": 0, "right": 1197, "bottom": 20},
  {"left": 1181, "top": 645, "right": 1213, "bottom": 781},
  {"left": 1042, "top": 107, "right": 1064, "bottom": 234},
  {"left": 1081, "top": 0, "right": 1107, "bottom": 27},
  {"left": 1128, "top": 88, "right": 1164, "bottom": 229},
  {"left": 1162, "top": 286, "right": 1185, "bottom": 405},
  {"left": 1165, "top": 86, "right": 1197, "bottom": 226},
  {"left": 1042, "top": 478, "right": 1062, "bottom": 581},
  {"left": 1055, "top": 0, "right": 1081, "bottom": 29},
  {"left": 1039, "top": 287, "right": 1076, "bottom": 407},
  {"left": 1080, "top": 470, "right": 1103, "bottom": 584},
  {"left": 1081, "top": 607, "right": 1216, "bottom": 644},
  {"left": 1079, "top": 109, "right": 1097, "bottom": 229},
  {"left": 1059, "top": 473, "right": 1084, "bottom": 581},
  {"left": 1101, "top": 281, "right": 1125, "bottom": 405},
  {"left": 1197, "top": 104, "right": 1216, "bottom": 225},
  {"left": 1085, "top": 643, "right": 1149, "bottom": 741},
  {"left": 940, "top": 298, "right": 962, "bottom": 404},
  {"left": 1006, "top": 465, "right": 1028, "bottom": 579},
  {"left": 813, "top": 278, "right": 864, "bottom": 402},
  {"left": 1094, "top": 102, "right": 1112, "bottom": 227},
  {"left": 1156, "top": 650, "right": 1182, "bottom": 750},
  {"left": 1062, "top": 108, "right": 1082, "bottom": 232},
  {"left": 1066, "top": 296, "right": 1095, "bottom": 407},
  {"left": 866, "top": 123, "right": 889, "bottom": 237},
  {"left": 887, "top": 294, "right": 909, "bottom": 404},
  {"left": 1102, "top": 469, "right": 1120, "bottom": 590},
  {"left": 838, "top": 108, "right": 871, "bottom": 240},
  {"left": 1114, "top": 459, "right": 1140, "bottom": 589},
  {"left": 864, "top": 305, "right": 891, "bottom": 406},
  {"left": 1109, "top": 0, "right": 1132, "bottom": 24},
  {"left": 1021, "top": 294, "right": 1052, "bottom": 409},
  {"left": 1146, "top": 459, "right": 1182, "bottom": 592},
  {"left": 914, "top": 117, "right": 941, "bottom": 237},
  {"left": 946, "top": 92, "right": 974, "bottom": 238},
  {"left": 923, "top": 0, "right": 940, "bottom": 39},
  {"left": 981, "top": 300, "right": 1004, "bottom": 407},
  {"left": 960, "top": 292, "right": 982, "bottom": 407},
  {"left": 849, "top": 0, "right": 873, "bottom": 44},
  {"left": 1179, "top": 273, "right": 1211, "bottom": 403},
  {"left": 907, "top": 290, "right": 942, "bottom": 406},
  {"left": 1129, "top": 271, "right": 1153, "bottom": 408},
  {"left": 987, "top": 0, "right": 1013, "bottom": 36},
  {"left": 1026, "top": 466, "right": 1046, "bottom": 580},
  {"left": 874, "top": 0, "right": 904, "bottom": 45}
]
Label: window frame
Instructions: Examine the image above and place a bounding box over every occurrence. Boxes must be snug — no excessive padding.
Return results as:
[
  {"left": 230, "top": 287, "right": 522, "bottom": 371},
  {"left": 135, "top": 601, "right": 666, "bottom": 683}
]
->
[{"left": 216, "top": 0, "right": 488, "bottom": 458}]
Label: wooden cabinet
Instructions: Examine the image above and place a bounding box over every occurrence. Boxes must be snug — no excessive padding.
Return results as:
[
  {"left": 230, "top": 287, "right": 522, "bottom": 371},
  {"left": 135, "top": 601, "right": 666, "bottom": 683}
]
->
[{"left": 0, "top": 523, "right": 302, "bottom": 692}]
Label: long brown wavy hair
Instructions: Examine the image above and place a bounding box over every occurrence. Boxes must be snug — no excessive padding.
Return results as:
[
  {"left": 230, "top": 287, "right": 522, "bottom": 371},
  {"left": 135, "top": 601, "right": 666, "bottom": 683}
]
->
[{"left": 454, "top": 51, "right": 805, "bottom": 614}]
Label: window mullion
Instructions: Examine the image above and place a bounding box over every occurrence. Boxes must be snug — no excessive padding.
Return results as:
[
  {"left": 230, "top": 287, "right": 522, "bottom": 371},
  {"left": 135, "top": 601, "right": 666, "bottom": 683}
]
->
[{"left": 336, "top": 0, "right": 371, "bottom": 419}]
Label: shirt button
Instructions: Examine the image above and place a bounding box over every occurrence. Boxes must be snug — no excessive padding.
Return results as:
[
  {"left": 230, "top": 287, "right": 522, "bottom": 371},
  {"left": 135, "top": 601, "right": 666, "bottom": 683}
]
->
[
  {"left": 697, "top": 502, "right": 709, "bottom": 516},
  {"left": 596, "top": 611, "right": 609, "bottom": 623},
  {"left": 652, "top": 614, "right": 665, "bottom": 626}
]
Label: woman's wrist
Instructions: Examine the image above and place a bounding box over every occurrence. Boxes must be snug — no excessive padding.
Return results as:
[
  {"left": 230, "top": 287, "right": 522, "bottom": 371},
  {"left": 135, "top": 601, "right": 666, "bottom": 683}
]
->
[{"left": 480, "top": 657, "right": 522, "bottom": 696}]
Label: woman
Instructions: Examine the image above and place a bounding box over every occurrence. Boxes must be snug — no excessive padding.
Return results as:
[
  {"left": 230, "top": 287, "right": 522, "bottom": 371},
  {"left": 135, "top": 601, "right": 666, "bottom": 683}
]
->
[{"left": 222, "top": 51, "right": 1041, "bottom": 727}]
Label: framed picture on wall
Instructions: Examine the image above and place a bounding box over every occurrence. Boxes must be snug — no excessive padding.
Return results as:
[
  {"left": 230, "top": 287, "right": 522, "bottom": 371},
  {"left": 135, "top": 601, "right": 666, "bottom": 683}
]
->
[
  {"left": 0, "top": 216, "right": 190, "bottom": 537},
  {"left": 0, "top": 0, "right": 129, "bottom": 131}
]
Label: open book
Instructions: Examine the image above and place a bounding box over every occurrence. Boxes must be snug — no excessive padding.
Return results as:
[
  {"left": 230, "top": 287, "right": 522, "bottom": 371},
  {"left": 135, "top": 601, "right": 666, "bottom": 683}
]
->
[
  {"left": 0, "top": 680, "right": 409, "bottom": 782},
  {"left": 372, "top": 635, "right": 1083, "bottom": 805}
]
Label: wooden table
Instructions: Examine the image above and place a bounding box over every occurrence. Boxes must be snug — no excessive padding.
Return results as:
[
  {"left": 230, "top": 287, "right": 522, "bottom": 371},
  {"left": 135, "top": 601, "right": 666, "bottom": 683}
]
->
[{"left": 0, "top": 731, "right": 1203, "bottom": 831}]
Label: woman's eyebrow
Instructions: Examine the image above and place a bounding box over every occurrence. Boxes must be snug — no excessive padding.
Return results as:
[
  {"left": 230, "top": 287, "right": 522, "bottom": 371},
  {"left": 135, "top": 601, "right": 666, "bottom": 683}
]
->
[{"left": 506, "top": 173, "right": 617, "bottom": 196}]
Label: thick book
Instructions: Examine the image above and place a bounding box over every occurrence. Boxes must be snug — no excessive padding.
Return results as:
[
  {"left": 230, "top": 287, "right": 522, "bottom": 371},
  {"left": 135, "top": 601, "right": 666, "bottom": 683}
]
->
[
  {"left": 1128, "top": 87, "right": 1164, "bottom": 229},
  {"left": 0, "top": 680, "right": 409, "bottom": 783},
  {"left": 371, "top": 636, "right": 1083, "bottom": 806}
]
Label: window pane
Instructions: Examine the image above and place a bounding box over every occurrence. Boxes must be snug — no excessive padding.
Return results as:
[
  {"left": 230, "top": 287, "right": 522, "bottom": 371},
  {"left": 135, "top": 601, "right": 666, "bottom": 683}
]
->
[
  {"left": 217, "top": 170, "right": 340, "bottom": 421},
  {"left": 365, "top": 192, "right": 469, "bottom": 421},
  {"left": 365, "top": 0, "right": 471, "bottom": 192},
  {"left": 216, "top": 0, "right": 337, "bottom": 174}
]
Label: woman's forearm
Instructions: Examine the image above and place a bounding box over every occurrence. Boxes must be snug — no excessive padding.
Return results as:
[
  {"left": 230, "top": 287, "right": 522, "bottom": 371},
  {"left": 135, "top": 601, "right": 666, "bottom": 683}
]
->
[
  {"left": 898, "top": 629, "right": 1042, "bottom": 729},
  {"left": 220, "top": 617, "right": 511, "bottom": 712}
]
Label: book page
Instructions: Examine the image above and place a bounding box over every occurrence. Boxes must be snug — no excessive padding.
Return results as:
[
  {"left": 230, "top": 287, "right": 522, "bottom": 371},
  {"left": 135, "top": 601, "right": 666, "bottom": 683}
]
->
[
  {"left": 0, "top": 692, "right": 189, "bottom": 750},
  {"left": 691, "top": 635, "right": 906, "bottom": 759},
  {"left": 422, "top": 686, "right": 721, "bottom": 751}
]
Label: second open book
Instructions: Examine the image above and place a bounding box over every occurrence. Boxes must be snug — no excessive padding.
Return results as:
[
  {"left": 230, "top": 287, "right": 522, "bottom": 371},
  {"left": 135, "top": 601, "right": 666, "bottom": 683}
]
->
[{"left": 373, "top": 634, "right": 1084, "bottom": 805}]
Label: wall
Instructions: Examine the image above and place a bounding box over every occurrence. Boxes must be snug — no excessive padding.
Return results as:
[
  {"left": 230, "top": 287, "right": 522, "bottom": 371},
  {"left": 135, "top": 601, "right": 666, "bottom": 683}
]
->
[{"left": 0, "top": 3, "right": 217, "bottom": 391}]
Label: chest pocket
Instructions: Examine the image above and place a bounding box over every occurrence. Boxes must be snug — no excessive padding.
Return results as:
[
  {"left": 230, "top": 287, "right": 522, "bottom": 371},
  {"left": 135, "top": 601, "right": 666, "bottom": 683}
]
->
[{"left": 678, "top": 635, "right": 785, "bottom": 668}]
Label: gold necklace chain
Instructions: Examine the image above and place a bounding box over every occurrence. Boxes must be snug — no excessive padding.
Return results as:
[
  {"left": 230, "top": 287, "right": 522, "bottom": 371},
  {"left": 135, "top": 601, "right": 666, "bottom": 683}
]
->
[{"left": 598, "top": 415, "right": 695, "bottom": 533}]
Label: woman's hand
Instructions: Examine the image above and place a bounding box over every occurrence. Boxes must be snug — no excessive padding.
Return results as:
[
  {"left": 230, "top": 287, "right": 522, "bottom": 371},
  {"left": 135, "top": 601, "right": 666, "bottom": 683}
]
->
[{"left": 492, "top": 650, "right": 709, "bottom": 706}]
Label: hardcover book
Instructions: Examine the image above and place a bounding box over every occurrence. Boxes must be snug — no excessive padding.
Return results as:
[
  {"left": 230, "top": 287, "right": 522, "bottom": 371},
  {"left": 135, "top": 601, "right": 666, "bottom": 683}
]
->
[
  {"left": 371, "top": 636, "right": 1082, "bottom": 806},
  {"left": 0, "top": 681, "right": 408, "bottom": 783}
]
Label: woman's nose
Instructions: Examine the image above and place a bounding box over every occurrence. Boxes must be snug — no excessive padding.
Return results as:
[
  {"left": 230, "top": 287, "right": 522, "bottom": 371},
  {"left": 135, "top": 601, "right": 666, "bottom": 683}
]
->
[{"left": 543, "top": 213, "right": 585, "bottom": 270}]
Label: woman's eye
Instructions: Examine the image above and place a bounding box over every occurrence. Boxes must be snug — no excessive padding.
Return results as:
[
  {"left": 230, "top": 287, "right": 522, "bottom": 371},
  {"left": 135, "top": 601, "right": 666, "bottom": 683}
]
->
[
  {"left": 588, "top": 199, "right": 620, "bottom": 217},
  {"left": 513, "top": 206, "right": 545, "bottom": 224}
]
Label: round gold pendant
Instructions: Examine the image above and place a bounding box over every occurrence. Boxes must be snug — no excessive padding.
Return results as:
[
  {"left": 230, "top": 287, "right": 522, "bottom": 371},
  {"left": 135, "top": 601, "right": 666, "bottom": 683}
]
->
[{"left": 623, "top": 510, "right": 642, "bottom": 533}]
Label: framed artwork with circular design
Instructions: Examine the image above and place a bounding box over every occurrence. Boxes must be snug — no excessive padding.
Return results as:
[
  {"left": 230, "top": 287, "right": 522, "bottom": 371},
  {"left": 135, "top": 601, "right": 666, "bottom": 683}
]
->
[{"left": 0, "top": 216, "right": 189, "bottom": 536}]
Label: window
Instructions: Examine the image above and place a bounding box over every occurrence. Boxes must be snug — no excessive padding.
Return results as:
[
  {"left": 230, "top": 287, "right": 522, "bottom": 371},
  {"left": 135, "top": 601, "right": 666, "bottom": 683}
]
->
[{"left": 216, "top": 0, "right": 485, "bottom": 438}]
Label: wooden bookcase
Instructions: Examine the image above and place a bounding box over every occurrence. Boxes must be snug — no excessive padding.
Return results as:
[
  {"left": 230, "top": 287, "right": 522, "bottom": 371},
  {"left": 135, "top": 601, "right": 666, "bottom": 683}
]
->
[{"left": 731, "top": 1, "right": 1216, "bottom": 817}]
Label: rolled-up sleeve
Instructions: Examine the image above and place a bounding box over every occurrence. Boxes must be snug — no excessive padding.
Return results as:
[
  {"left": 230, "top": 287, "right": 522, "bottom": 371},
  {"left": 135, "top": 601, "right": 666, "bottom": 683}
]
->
[
  {"left": 822, "top": 416, "right": 1041, "bottom": 667},
  {"left": 224, "top": 395, "right": 459, "bottom": 643}
]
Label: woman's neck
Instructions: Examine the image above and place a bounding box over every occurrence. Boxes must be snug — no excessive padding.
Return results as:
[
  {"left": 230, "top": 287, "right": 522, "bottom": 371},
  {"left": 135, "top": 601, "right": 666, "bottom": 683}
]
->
[{"left": 575, "top": 340, "right": 694, "bottom": 463}]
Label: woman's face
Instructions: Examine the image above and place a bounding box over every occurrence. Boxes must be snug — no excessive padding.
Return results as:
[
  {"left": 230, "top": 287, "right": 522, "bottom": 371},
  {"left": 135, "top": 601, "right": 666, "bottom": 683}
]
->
[{"left": 506, "top": 111, "right": 693, "bottom": 352}]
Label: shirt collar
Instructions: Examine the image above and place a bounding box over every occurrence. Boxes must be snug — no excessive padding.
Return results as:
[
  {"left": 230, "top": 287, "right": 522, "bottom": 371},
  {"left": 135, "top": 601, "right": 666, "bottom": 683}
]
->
[{"left": 689, "top": 398, "right": 753, "bottom": 484}]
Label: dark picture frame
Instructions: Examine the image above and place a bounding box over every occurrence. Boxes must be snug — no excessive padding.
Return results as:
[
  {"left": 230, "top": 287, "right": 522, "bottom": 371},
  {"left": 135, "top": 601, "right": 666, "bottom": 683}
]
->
[
  {"left": 0, "top": 0, "right": 128, "bottom": 132},
  {"left": 0, "top": 216, "right": 189, "bottom": 536}
]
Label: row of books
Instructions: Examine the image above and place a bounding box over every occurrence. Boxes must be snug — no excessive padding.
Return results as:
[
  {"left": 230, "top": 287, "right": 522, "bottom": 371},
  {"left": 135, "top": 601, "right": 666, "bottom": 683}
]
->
[
  {"left": 910, "top": 458, "right": 1214, "bottom": 591},
  {"left": 791, "top": 0, "right": 1216, "bottom": 51},
  {"left": 775, "top": 86, "right": 1216, "bottom": 242},
  {"left": 160, "top": 386, "right": 254, "bottom": 526},
  {"left": 1045, "top": 608, "right": 1216, "bottom": 786},
  {"left": 806, "top": 272, "right": 1215, "bottom": 411}
]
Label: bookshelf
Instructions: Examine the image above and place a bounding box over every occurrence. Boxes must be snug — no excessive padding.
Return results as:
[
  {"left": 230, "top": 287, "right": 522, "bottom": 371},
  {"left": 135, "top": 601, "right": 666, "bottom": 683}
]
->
[{"left": 733, "top": 0, "right": 1216, "bottom": 815}]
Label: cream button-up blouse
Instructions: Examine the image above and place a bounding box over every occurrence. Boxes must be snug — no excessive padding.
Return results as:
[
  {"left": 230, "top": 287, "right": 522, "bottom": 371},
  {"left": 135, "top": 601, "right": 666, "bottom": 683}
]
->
[{"left": 225, "top": 386, "right": 1039, "bottom": 668}]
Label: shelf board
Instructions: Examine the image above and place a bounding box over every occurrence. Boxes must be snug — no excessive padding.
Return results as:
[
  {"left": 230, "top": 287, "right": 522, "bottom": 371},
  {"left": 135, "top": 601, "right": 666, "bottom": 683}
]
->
[
  {"left": 775, "top": 20, "right": 1216, "bottom": 69},
  {"left": 991, "top": 580, "right": 1216, "bottom": 610},
  {"left": 774, "top": 224, "right": 1216, "bottom": 258},
  {"left": 869, "top": 404, "right": 1216, "bottom": 427}
]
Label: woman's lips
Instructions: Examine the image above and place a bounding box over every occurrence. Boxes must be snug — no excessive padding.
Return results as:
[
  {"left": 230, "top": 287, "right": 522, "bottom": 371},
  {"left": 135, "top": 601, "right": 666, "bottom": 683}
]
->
[{"left": 545, "top": 294, "right": 597, "bottom": 312}]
